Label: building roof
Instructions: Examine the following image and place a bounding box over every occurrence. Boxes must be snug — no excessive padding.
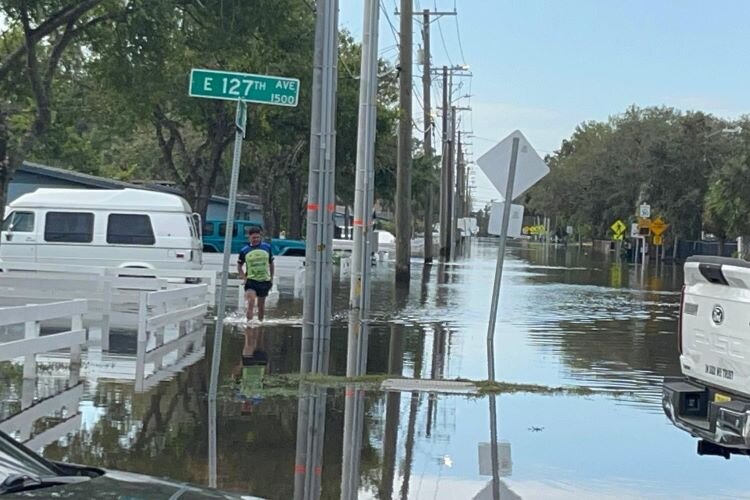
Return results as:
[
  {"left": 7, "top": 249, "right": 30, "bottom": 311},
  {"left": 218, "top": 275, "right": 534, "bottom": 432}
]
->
[
  {"left": 11, "top": 188, "right": 192, "bottom": 212},
  {"left": 18, "top": 162, "right": 262, "bottom": 211}
]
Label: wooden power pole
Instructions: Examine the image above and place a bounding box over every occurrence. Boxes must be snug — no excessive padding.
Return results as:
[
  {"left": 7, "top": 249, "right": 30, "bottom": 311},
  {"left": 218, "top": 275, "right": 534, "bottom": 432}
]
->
[{"left": 395, "top": 0, "right": 413, "bottom": 284}]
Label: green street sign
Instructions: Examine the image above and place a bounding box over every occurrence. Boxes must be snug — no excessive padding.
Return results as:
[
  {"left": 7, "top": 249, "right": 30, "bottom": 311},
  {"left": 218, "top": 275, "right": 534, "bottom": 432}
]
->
[{"left": 189, "top": 68, "right": 300, "bottom": 107}]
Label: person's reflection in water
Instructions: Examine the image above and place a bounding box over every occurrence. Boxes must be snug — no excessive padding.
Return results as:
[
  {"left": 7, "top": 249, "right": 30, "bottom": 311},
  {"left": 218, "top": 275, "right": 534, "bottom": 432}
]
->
[{"left": 232, "top": 326, "right": 268, "bottom": 414}]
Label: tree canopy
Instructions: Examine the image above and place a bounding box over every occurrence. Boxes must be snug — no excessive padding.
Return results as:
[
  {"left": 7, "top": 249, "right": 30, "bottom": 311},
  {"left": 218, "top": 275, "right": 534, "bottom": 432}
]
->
[{"left": 525, "top": 105, "right": 746, "bottom": 244}]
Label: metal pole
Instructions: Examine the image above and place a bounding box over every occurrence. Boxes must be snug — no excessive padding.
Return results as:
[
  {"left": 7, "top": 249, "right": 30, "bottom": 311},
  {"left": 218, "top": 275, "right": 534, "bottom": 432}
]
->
[
  {"left": 439, "top": 66, "right": 449, "bottom": 261},
  {"left": 302, "top": 0, "right": 339, "bottom": 375},
  {"left": 208, "top": 99, "right": 246, "bottom": 399},
  {"left": 422, "top": 9, "right": 434, "bottom": 264},
  {"left": 347, "top": 0, "right": 379, "bottom": 376},
  {"left": 485, "top": 137, "right": 519, "bottom": 382},
  {"left": 447, "top": 105, "right": 456, "bottom": 260},
  {"left": 395, "top": 0, "right": 413, "bottom": 284}
]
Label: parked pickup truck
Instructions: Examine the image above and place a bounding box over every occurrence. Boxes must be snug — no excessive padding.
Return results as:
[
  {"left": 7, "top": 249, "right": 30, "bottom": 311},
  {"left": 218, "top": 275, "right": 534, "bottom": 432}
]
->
[{"left": 663, "top": 255, "right": 750, "bottom": 458}]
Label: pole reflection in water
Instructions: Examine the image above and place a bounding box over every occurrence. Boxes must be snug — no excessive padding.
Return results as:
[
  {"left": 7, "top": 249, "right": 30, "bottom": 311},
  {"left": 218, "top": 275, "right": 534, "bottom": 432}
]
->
[
  {"left": 489, "top": 394, "right": 500, "bottom": 500},
  {"left": 399, "top": 324, "right": 425, "bottom": 500},
  {"left": 339, "top": 386, "right": 365, "bottom": 500},
  {"left": 294, "top": 383, "right": 328, "bottom": 500},
  {"left": 380, "top": 323, "right": 404, "bottom": 500},
  {"left": 208, "top": 393, "right": 217, "bottom": 488}
]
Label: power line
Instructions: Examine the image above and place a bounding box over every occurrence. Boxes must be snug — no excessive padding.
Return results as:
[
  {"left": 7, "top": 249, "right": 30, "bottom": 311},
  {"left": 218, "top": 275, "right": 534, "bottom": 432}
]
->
[
  {"left": 380, "top": 0, "right": 400, "bottom": 49},
  {"left": 434, "top": 0, "right": 453, "bottom": 66},
  {"left": 452, "top": 2, "right": 467, "bottom": 65}
]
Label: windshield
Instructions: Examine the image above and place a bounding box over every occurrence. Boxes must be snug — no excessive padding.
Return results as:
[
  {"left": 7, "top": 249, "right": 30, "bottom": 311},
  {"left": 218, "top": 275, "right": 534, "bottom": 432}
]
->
[
  {"left": 1, "top": 212, "right": 11, "bottom": 231},
  {"left": 0, "top": 432, "right": 58, "bottom": 484}
]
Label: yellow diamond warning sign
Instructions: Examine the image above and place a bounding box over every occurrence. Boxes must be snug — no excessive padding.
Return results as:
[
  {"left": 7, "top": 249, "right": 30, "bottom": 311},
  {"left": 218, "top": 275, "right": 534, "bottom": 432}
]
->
[
  {"left": 610, "top": 219, "right": 626, "bottom": 236},
  {"left": 650, "top": 217, "right": 668, "bottom": 236}
]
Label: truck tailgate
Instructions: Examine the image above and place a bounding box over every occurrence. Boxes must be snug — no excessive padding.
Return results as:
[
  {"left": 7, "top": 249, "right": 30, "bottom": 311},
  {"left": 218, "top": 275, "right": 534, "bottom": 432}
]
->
[{"left": 682, "top": 257, "right": 750, "bottom": 396}]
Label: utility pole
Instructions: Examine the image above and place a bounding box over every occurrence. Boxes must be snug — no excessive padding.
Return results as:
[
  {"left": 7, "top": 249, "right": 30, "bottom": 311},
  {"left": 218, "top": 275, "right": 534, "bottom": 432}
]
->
[
  {"left": 300, "top": 0, "right": 339, "bottom": 375},
  {"left": 421, "top": 9, "right": 434, "bottom": 264},
  {"left": 405, "top": 10, "right": 454, "bottom": 264},
  {"left": 457, "top": 131, "right": 464, "bottom": 220},
  {"left": 295, "top": 3, "right": 338, "bottom": 498},
  {"left": 346, "top": 0, "right": 379, "bottom": 379},
  {"left": 395, "top": 0, "right": 413, "bottom": 284},
  {"left": 447, "top": 104, "right": 456, "bottom": 260},
  {"left": 439, "top": 66, "right": 449, "bottom": 261}
]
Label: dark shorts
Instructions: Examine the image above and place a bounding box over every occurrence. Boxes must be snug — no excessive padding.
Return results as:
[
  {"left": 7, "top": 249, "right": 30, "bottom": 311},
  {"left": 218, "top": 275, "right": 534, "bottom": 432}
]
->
[{"left": 245, "top": 279, "right": 272, "bottom": 297}]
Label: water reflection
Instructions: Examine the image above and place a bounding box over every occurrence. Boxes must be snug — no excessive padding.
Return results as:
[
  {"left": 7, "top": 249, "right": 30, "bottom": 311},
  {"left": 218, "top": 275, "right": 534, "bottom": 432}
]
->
[{"left": 6, "top": 240, "right": 750, "bottom": 498}]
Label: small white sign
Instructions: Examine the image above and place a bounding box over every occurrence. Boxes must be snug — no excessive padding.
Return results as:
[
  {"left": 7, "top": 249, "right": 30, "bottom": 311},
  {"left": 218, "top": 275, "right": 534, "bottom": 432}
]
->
[
  {"left": 630, "top": 223, "right": 640, "bottom": 238},
  {"left": 488, "top": 203, "right": 524, "bottom": 238},
  {"left": 639, "top": 203, "right": 651, "bottom": 219}
]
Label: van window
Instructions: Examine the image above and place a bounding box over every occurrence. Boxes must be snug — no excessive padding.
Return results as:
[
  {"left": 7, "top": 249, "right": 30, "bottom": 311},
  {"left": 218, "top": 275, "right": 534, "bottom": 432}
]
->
[
  {"left": 45, "top": 212, "right": 94, "bottom": 243},
  {"left": 2, "top": 211, "right": 34, "bottom": 232},
  {"left": 107, "top": 214, "right": 155, "bottom": 245},
  {"left": 219, "top": 223, "right": 238, "bottom": 237},
  {"left": 192, "top": 214, "right": 202, "bottom": 238},
  {"left": 281, "top": 247, "right": 305, "bottom": 257},
  {"left": 185, "top": 215, "right": 196, "bottom": 238},
  {"left": 203, "top": 222, "right": 214, "bottom": 236}
]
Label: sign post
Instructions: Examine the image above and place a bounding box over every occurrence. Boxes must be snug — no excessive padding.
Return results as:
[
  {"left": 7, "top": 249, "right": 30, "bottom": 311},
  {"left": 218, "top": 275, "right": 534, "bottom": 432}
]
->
[
  {"left": 650, "top": 217, "right": 669, "bottom": 263},
  {"left": 194, "top": 68, "right": 300, "bottom": 402},
  {"left": 477, "top": 130, "right": 549, "bottom": 382}
]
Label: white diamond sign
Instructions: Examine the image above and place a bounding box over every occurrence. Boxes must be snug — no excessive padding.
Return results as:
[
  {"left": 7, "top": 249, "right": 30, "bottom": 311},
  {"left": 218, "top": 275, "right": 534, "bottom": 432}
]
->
[{"left": 476, "top": 130, "right": 550, "bottom": 201}]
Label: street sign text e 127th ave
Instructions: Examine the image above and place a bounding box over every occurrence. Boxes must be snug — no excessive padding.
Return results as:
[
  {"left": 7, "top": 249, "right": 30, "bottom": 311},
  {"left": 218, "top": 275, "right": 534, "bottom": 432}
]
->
[{"left": 189, "top": 68, "right": 300, "bottom": 107}]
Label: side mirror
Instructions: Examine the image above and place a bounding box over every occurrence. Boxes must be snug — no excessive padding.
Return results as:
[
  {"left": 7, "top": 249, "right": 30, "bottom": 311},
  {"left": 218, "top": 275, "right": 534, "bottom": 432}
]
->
[{"left": 4, "top": 227, "right": 13, "bottom": 241}]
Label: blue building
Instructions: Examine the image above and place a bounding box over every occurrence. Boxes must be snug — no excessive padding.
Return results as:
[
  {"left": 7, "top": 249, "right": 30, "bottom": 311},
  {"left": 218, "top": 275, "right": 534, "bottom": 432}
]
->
[{"left": 8, "top": 162, "right": 262, "bottom": 221}]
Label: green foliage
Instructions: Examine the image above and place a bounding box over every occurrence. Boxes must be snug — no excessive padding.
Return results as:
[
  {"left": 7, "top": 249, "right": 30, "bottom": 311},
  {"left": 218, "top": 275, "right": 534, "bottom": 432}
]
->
[{"left": 527, "top": 105, "right": 740, "bottom": 240}]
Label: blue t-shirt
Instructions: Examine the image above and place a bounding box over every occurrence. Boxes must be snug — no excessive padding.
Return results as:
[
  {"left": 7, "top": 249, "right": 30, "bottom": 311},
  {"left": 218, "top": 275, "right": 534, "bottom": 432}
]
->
[{"left": 238, "top": 242, "right": 273, "bottom": 282}]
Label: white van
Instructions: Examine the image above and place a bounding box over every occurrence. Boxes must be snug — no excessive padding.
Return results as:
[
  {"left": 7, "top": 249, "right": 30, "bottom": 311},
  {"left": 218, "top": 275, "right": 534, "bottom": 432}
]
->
[{"left": 0, "top": 188, "right": 203, "bottom": 270}]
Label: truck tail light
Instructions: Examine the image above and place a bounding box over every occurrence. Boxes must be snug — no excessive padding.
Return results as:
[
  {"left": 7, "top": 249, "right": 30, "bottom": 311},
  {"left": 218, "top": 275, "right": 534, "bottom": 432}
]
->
[{"left": 678, "top": 285, "right": 685, "bottom": 355}]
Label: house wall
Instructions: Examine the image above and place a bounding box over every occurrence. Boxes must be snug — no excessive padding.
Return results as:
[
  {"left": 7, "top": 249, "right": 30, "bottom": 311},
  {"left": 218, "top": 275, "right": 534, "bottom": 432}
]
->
[{"left": 8, "top": 172, "right": 85, "bottom": 202}]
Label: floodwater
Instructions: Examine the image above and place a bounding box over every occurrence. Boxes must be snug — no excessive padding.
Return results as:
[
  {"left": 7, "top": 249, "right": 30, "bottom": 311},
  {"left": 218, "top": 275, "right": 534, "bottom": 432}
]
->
[{"left": 1, "top": 239, "right": 749, "bottom": 499}]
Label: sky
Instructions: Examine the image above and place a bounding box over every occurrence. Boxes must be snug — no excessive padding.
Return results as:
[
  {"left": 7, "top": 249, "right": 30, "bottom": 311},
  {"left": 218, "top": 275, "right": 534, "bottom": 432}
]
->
[{"left": 338, "top": 0, "right": 750, "bottom": 208}]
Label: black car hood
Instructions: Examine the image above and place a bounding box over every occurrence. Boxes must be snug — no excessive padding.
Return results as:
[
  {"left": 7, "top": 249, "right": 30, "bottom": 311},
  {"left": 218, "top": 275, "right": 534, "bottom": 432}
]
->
[{"left": 4, "top": 469, "right": 263, "bottom": 499}]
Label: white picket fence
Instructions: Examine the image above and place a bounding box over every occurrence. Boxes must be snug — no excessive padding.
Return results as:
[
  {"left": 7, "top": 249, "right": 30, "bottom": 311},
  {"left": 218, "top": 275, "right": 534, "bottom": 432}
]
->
[
  {"left": 0, "top": 299, "right": 87, "bottom": 378},
  {"left": 0, "top": 261, "right": 216, "bottom": 350},
  {"left": 134, "top": 285, "right": 209, "bottom": 392}
]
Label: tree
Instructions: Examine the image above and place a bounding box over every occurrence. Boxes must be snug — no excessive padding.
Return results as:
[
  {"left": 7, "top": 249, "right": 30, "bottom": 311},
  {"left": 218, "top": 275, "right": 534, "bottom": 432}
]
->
[
  {"left": 0, "top": 0, "right": 126, "bottom": 212},
  {"left": 91, "top": 0, "right": 316, "bottom": 219}
]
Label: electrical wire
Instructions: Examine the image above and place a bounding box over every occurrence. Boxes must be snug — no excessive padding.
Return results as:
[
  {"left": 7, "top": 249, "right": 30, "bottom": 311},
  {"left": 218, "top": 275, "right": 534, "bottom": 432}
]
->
[
  {"left": 453, "top": 0, "right": 467, "bottom": 65},
  {"left": 434, "top": 0, "right": 453, "bottom": 66},
  {"left": 380, "top": 0, "right": 400, "bottom": 50}
]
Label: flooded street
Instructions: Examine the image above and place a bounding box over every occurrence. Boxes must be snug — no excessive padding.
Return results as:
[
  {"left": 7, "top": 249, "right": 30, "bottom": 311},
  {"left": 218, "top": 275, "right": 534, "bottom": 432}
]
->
[{"left": 2, "top": 239, "right": 749, "bottom": 498}]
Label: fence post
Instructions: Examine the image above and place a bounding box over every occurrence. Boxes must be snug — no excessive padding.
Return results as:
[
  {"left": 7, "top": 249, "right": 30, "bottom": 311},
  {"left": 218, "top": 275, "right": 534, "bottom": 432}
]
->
[
  {"left": 70, "top": 312, "right": 83, "bottom": 365},
  {"left": 23, "top": 320, "right": 39, "bottom": 379},
  {"left": 101, "top": 280, "right": 112, "bottom": 351},
  {"left": 135, "top": 291, "right": 148, "bottom": 392}
]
